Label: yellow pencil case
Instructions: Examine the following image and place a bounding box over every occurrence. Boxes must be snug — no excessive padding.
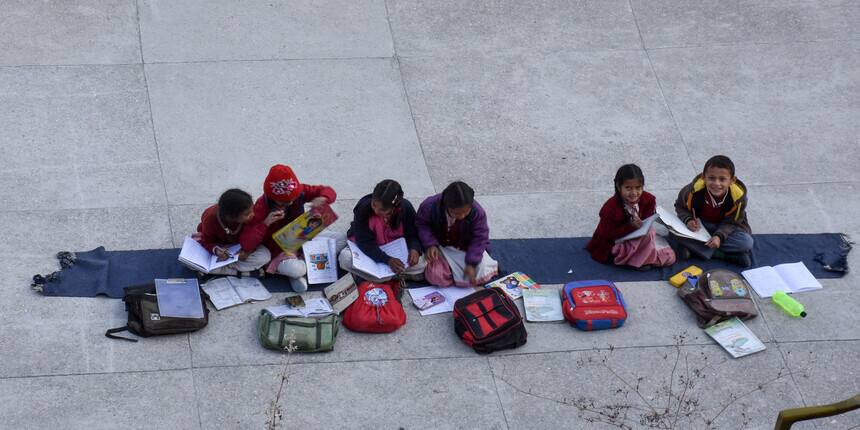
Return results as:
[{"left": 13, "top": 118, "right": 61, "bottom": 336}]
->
[{"left": 669, "top": 265, "right": 702, "bottom": 288}]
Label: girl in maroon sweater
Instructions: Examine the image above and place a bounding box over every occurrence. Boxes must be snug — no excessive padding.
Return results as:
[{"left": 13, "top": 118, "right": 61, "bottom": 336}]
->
[
  {"left": 194, "top": 188, "right": 272, "bottom": 275},
  {"left": 586, "top": 164, "right": 675, "bottom": 269}
]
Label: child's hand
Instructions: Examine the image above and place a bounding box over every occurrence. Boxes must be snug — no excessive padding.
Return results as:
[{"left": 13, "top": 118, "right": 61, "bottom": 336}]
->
[
  {"left": 631, "top": 216, "right": 643, "bottom": 228},
  {"left": 388, "top": 257, "right": 405, "bottom": 274},
  {"left": 238, "top": 250, "right": 250, "bottom": 261},
  {"left": 425, "top": 246, "right": 440, "bottom": 262},
  {"left": 407, "top": 249, "right": 420, "bottom": 267},
  {"left": 706, "top": 236, "right": 721, "bottom": 249},
  {"left": 264, "top": 210, "right": 285, "bottom": 226},
  {"left": 214, "top": 247, "right": 230, "bottom": 261},
  {"left": 309, "top": 197, "right": 328, "bottom": 208},
  {"left": 463, "top": 265, "right": 477, "bottom": 286},
  {"left": 686, "top": 218, "right": 700, "bottom": 231}
]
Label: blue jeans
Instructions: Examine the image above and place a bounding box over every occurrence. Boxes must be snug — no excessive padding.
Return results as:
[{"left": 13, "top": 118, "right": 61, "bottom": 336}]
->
[{"left": 676, "top": 221, "right": 754, "bottom": 259}]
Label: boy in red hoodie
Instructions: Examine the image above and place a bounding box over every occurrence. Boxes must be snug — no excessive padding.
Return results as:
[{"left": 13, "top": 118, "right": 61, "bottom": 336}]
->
[{"left": 240, "top": 164, "right": 344, "bottom": 292}]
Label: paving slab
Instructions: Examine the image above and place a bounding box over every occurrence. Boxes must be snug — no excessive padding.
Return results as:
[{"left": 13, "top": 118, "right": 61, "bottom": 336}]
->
[
  {"left": 0, "top": 206, "right": 173, "bottom": 259},
  {"left": 760, "top": 288, "right": 860, "bottom": 343},
  {"left": 0, "top": 370, "right": 199, "bottom": 430},
  {"left": 138, "top": 0, "right": 392, "bottom": 63},
  {"left": 649, "top": 40, "right": 860, "bottom": 186},
  {"left": 490, "top": 344, "right": 803, "bottom": 429},
  {"left": 0, "top": 64, "right": 164, "bottom": 211},
  {"left": 193, "top": 357, "right": 506, "bottom": 430},
  {"left": 144, "top": 59, "right": 434, "bottom": 205},
  {"left": 0, "top": 257, "right": 191, "bottom": 378},
  {"left": 388, "top": 0, "right": 641, "bottom": 57},
  {"left": 632, "top": 0, "right": 860, "bottom": 49},
  {"left": 781, "top": 340, "right": 860, "bottom": 429},
  {"left": 400, "top": 51, "right": 695, "bottom": 194},
  {"left": 0, "top": 0, "right": 140, "bottom": 66}
]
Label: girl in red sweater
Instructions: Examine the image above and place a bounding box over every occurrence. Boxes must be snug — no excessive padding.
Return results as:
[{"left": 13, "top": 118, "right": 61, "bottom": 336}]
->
[
  {"left": 195, "top": 188, "right": 272, "bottom": 275},
  {"left": 586, "top": 164, "right": 675, "bottom": 269}
]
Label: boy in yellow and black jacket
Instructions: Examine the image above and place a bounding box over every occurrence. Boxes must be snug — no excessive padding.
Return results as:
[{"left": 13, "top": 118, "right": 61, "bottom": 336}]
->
[{"left": 674, "top": 155, "right": 753, "bottom": 267}]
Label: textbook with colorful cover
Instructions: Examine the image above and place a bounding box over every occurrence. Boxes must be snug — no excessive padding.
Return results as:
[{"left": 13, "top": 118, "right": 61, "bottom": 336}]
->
[
  {"left": 484, "top": 272, "right": 540, "bottom": 300},
  {"left": 178, "top": 236, "right": 240, "bottom": 274},
  {"left": 704, "top": 317, "right": 766, "bottom": 358},
  {"left": 272, "top": 204, "right": 338, "bottom": 253},
  {"left": 302, "top": 237, "right": 338, "bottom": 284}
]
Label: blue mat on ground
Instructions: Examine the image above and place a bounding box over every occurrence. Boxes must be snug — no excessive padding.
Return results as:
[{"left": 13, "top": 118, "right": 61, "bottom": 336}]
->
[{"left": 34, "top": 233, "right": 851, "bottom": 298}]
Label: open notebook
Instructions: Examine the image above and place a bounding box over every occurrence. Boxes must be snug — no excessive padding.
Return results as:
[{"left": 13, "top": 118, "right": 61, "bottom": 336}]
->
[{"left": 741, "top": 262, "right": 823, "bottom": 298}]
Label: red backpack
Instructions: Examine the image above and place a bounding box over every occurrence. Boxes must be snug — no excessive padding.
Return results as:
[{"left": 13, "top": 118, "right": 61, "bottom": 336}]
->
[
  {"left": 562, "top": 280, "right": 627, "bottom": 331},
  {"left": 342, "top": 281, "right": 406, "bottom": 333},
  {"left": 453, "top": 288, "right": 527, "bottom": 354}
]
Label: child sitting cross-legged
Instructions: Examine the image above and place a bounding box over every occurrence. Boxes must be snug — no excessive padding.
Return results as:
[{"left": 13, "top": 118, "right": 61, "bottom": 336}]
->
[
  {"left": 194, "top": 188, "right": 271, "bottom": 276},
  {"left": 338, "top": 179, "right": 426, "bottom": 282},
  {"left": 674, "top": 155, "right": 754, "bottom": 268},
  {"left": 586, "top": 164, "right": 675, "bottom": 270}
]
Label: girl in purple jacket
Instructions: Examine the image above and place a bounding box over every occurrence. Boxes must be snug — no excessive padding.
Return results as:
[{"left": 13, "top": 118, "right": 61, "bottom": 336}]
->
[{"left": 416, "top": 181, "right": 499, "bottom": 287}]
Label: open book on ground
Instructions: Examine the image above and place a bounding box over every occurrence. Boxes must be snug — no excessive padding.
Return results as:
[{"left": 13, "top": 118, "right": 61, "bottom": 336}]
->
[
  {"left": 704, "top": 317, "right": 766, "bottom": 358},
  {"left": 522, "top": 289, "right": 564, "bottom": 322},
  {"left": 741, "top": 262, "right": 823, "bottom": 298},
  {"left": 202, "top": 276, "right": 272, "bottom": 310},
  {"left": 347, "top": 238, "right": 408, "bottom": 280},
  {"left": 407, "top": 286, "right": 476, "bottom": 316},
  {"left": 656, "top": 206, "right": 711, "bottom": 242},
  {"left": 271, "top": 204, "right": 338, "bottom": 253},
  {"left": 264, "top": 297, "right": 334, "bottom": 319},
  {"left": 484, "top": 272, "right": 540, "bottom": 300},
  {"left": 615, "top": 213, "right": 660, "bottom": 244},
  {"left": 303, "top": 237, "right": 338, "bottom": 284},
  {"left": 178, "top": 236, "right": 240, "bottom": 274}
]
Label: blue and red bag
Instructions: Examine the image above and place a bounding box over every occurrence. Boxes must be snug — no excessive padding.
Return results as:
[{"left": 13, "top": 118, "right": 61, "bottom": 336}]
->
[
  {"left": 342, "top": 281, "right": 406, "bottom": 333},
  {"left": 453, "top": 288, "right": 527, "bottom": 354},
  {"left": 561, "top": 280, "right": 627, "bottom": 331}
]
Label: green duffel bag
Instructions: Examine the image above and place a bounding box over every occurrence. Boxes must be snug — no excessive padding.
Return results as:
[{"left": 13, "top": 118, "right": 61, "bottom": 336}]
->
[{"left": 258, "top": 311, "right": 340, "bottom": 353}]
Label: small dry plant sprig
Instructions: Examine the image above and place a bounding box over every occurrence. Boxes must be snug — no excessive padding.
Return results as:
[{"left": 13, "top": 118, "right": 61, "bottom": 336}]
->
[
  {"left": 492, "top": 333, "right": 811, "bottom": 429},
  {"left": 266, "top": 330, "right": 298, "bottom": 430}
]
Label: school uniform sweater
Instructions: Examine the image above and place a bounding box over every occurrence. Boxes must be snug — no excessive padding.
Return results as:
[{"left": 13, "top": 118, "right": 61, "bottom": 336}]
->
[
  {"left": 239, "top": 184, "right": 337, "bottom": 255},
  {"left": 415, "top": 193, "right": 490, "bottom": 267},
  {"left": 586, "top": 192, "right": 657, "bottom": 264},
  {"left": 347, "top": 194, "right": 422, "bottom": 264},
  {"left": 196, "top": 204, "right": 243, "bottom": 253},
  {"left": 674, "top": 175, "right": 751, "bottom": 241}
]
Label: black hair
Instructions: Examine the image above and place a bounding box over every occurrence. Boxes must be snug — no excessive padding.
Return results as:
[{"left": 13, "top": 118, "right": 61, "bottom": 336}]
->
[
  {"left": 371, "top": 179, "right": 404, "bottom": 229},
  {"left": 703, "top": 155, "right": 735, "bottom": 177},
  {"left": 372, "top": 179, "right": 404, "bottom": 209},
  {"left": 613, "top": 164, "right": 645, "bottom": 197},
  {"left": 218, "top": 189, "right": 253, "bottom": 222},
  {"left": 441, "top": 181, "right": 475, "bottom": 209}
]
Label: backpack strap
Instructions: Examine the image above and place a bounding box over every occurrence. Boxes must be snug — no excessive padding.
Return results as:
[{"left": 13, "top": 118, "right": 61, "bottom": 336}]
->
[{"left": 105, "top": 326, "right": 138, "bottom": 342}]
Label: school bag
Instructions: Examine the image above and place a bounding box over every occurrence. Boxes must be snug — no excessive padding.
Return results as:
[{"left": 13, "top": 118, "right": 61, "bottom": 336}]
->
[
  {"left": 342, "top": 281, "right": 407, "bottom": 333},
  {"left": 258, "top": 311, "right": 340, "bottom": 353},
  {"left": 105, "top": 283, "right": 209, "bottom": 342},
  {"left": 677, "top": 268, "right": 758, "bottom": 328},
  {"left": 561, "top": 280, "right": 627, "bottom": 331},
  {"left": 453, "top": 288, "right": 527, "bottom": 354}
]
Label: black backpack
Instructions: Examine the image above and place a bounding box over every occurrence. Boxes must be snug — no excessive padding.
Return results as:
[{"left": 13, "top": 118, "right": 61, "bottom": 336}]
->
[
  {"left": 106, "top": 283, "right": 210, "bottom": 342},
  {"left": 453, "top": 288, "right": 527, "bottom": 354}
]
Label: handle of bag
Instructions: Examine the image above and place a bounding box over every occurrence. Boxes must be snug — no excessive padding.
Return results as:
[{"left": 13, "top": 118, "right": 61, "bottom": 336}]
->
[{"left": 105, "top": 326, "right": 138, "bottom": 342}]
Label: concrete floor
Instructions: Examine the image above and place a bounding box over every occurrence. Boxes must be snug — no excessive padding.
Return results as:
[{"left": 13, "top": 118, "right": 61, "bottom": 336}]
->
[{"left": 1, "top": 1, "right": 858, "bottom": 429}]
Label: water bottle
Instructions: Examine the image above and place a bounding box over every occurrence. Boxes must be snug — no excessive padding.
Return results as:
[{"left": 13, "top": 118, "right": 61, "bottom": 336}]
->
[{"left": 772, "top": 290, "right": 807, "bottom": 318}]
